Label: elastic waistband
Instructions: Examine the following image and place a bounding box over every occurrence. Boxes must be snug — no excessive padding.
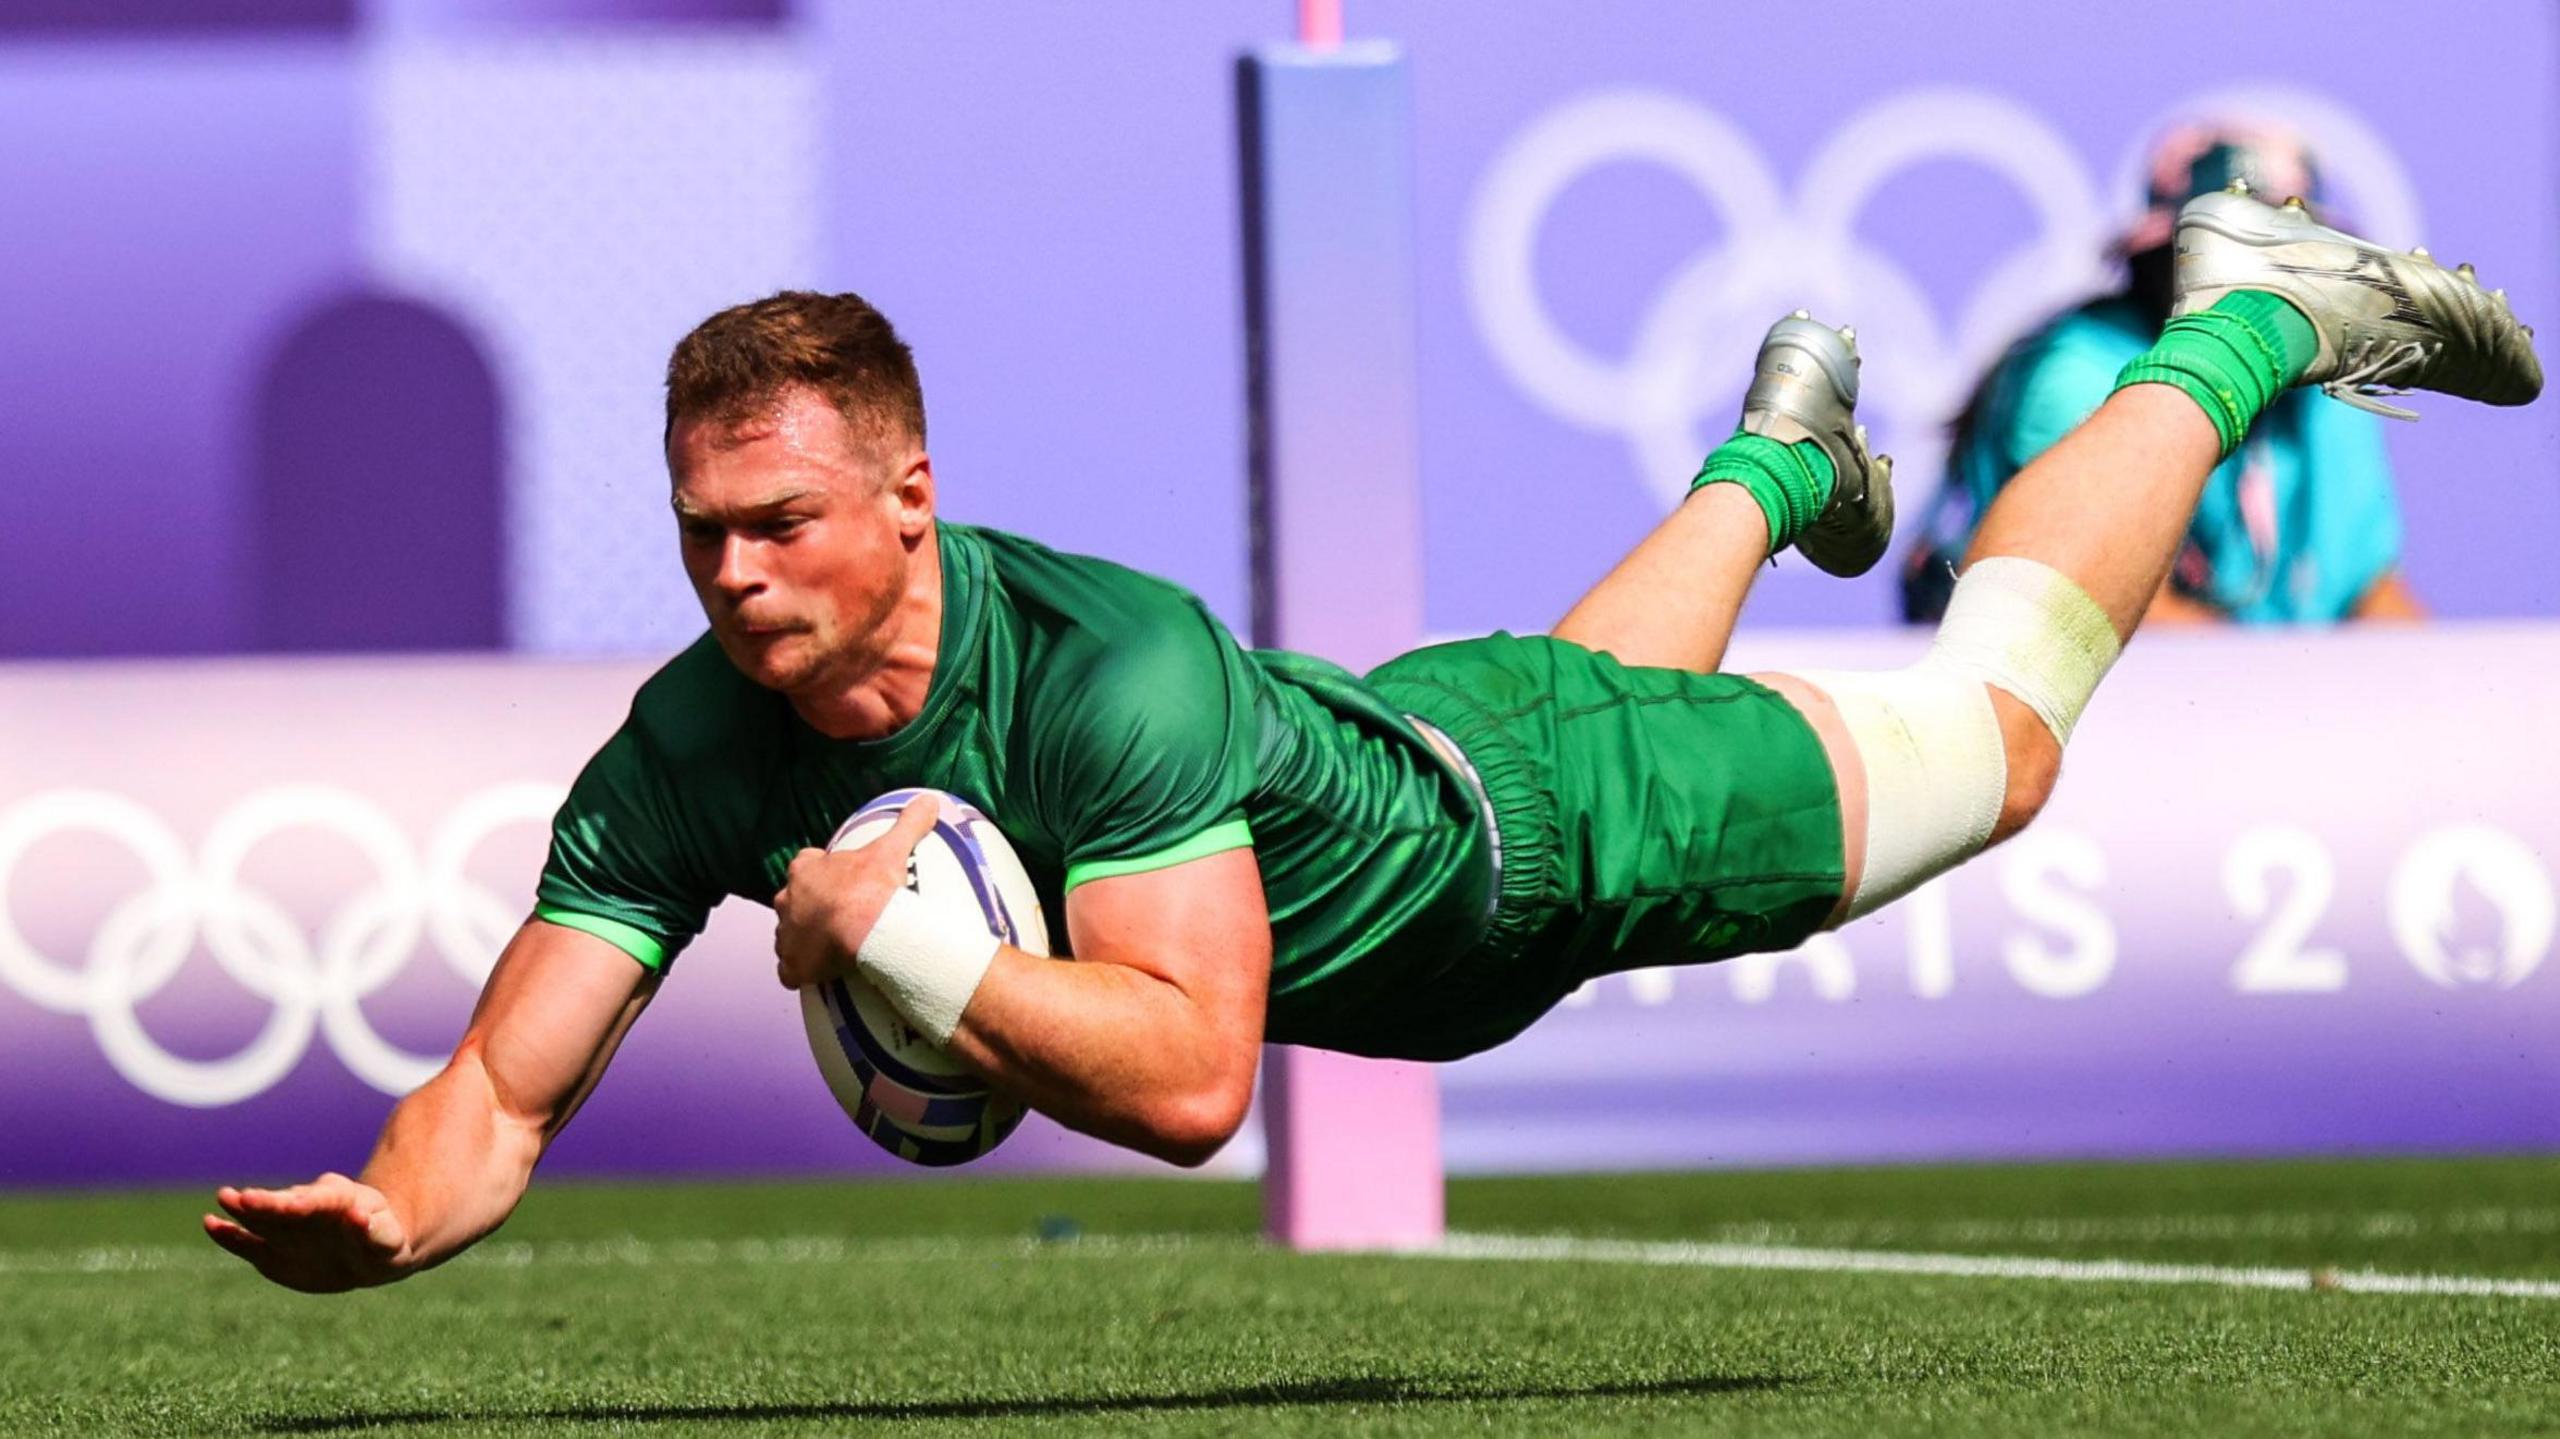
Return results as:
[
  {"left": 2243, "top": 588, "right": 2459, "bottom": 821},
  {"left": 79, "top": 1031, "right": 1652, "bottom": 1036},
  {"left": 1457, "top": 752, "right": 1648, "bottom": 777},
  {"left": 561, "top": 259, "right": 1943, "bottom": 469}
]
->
[{"left": 1375, "top": 679, "right": 1556, "bottom": 960}]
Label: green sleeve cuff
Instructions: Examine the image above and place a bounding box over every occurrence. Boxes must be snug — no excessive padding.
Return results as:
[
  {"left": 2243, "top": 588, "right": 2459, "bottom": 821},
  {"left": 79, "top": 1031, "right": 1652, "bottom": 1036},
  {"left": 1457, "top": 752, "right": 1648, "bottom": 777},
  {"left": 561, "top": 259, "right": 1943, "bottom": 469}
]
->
[
  {"left": 1063, "top": 818, "right": 1254, "bottom": 894},
  {"left": 535, "top": 904, "right": 672, "bottom": 972}
]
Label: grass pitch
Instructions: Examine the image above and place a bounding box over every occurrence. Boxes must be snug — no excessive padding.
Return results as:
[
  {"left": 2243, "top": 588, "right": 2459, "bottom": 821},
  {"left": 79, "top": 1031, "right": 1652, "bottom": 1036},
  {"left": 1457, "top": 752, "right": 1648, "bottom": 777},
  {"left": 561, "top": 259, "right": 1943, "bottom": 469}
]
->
[{"left": 6, "top": 1155, "right": 2559, "bottom": 1436}]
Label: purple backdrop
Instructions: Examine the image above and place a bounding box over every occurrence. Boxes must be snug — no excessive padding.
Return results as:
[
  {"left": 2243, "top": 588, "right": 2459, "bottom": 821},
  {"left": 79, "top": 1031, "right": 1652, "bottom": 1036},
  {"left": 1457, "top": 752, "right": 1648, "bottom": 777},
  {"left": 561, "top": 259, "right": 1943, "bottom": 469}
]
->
[
  {"left": 3, "top": 632, "right": 2555, "bottom": 1184},
  {"left": 0, "top": 34, "right": 358, "bottom": 656},
  {"left": 0, "top": 658, "right": 1144, "bottom": 1185},
  {"left": 821, "top": 0, "right": 2560, "bottom": 636},
  {"left": 2, "top": 1, "right": 2553, "bottom": 658}
]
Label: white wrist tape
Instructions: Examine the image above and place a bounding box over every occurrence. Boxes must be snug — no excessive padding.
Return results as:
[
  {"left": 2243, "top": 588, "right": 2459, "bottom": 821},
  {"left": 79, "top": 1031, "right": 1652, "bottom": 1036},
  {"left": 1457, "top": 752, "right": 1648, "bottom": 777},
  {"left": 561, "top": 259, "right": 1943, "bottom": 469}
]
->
[
  {"left": 855, "top": 889, "right": 1000, "bottom": 1046},
  {"left": 1924, "top": 555, "right": 2122, "bottom": 746}
]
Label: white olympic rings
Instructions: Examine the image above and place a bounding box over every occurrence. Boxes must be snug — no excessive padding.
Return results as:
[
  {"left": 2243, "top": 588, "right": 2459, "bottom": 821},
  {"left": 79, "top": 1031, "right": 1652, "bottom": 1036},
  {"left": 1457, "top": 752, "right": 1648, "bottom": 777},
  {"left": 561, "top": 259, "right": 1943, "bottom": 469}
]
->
[
  {"left": 0, "top": 783, "right": 565, "bottom": 1107},
  {"left": 1466, "top": 84, "right": 2424, "bottom": 513}
]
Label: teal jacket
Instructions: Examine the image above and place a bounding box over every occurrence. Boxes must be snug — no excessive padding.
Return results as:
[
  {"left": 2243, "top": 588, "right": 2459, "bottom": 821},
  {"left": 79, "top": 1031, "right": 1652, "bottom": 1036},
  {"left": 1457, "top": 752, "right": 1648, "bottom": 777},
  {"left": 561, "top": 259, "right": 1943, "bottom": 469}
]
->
[{"left": 1906, "top": 295, "right": 2402, "bottom": 623}]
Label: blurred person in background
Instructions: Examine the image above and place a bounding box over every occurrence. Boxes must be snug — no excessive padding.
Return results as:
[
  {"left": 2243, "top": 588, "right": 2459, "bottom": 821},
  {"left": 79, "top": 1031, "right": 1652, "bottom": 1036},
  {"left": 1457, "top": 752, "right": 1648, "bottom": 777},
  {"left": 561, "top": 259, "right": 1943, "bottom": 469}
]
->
[{"left": 1903, "top": 123, "right": 2422, "bottom": 625}]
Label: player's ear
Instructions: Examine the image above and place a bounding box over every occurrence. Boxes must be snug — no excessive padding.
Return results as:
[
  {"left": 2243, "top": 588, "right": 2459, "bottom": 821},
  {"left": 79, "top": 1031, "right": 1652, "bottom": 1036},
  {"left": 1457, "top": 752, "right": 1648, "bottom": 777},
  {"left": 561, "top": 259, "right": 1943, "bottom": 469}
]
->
[{"left": 890, "top": 451, "right": 935, "bottom": 537}]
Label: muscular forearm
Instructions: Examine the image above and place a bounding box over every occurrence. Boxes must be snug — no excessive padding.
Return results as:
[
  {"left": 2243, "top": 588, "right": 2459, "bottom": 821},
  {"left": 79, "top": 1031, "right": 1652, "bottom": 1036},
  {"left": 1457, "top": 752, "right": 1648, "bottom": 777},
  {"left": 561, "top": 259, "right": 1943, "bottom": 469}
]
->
[
  {"left": 357, "top": 1046, "right": 547, "bottom": 1272},
  {"left": 208, "top": 923, "right": 651, "bottom": 1293},
  {"left": 941, "top": 950, "right": 1256, "bottom": 1166}
]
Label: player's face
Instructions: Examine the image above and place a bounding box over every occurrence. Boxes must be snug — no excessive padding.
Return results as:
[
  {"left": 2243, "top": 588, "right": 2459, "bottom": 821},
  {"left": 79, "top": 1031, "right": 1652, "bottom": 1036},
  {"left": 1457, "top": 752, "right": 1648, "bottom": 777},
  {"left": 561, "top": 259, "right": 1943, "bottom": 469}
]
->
[{"left": 667, "top": 388, "right": 927, "bottom": 697}]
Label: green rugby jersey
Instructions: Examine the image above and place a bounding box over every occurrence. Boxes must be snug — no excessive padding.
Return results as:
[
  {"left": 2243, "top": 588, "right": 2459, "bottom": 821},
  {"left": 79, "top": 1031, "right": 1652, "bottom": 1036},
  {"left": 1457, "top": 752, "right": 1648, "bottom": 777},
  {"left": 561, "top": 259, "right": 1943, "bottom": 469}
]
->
[{"left": 536, "top": 522, "right": 1493, "bottom": 1054}]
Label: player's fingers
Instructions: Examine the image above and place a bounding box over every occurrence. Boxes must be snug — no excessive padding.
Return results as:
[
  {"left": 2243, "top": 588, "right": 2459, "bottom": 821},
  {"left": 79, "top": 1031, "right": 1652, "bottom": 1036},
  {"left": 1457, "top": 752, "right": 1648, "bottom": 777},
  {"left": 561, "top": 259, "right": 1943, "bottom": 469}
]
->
[
  {"left": 216, "top": 1185, "right": 288, "bottom": 1220},
  {"left": 346, "top": 1180, "right": 394, "bottom": 1225},
  {"left": 215, "top": 1190, "right": 289, "bottom": 1243},
  {"left": 208, "top": 1217, "right": 346, "bottom": 1292},
  {"left": 775, "top": 931, "right": 818, "bottom": 989},
  {"left": 217, "top": 1196, "right": 311, "bottom": 1244},
  {"left": 359, "top": 1202, "right": 405, "bottom": 1255},
  {"left": 334, "top": 1194, "right": 399, "bottom": 1255},
  {"left": 882, "top": 795, "right": 941, "bottom": 856},
  {"left": 203, "top": 1212, "right": 259, "bottom": 1246},
  {"left": 239, "top": 1182, "right": 351, "bottom": 1230},
  {"left": 203, "top": 1214, "right": 269, "bottom": 1263},
  {"left": 773, "top": 927, "right": 804, "bottom": 988},
  {"left": 265, "top": 1185, "right": 331, "bottom": 1219}
]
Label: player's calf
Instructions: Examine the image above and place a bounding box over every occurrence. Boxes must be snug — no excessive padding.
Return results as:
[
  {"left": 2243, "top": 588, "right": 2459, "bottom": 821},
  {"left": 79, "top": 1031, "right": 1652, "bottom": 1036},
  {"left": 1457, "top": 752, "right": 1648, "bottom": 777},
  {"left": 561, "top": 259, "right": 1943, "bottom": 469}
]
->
[{"left": 1986, "top": 687, "right": 2062, "bottom": 844}]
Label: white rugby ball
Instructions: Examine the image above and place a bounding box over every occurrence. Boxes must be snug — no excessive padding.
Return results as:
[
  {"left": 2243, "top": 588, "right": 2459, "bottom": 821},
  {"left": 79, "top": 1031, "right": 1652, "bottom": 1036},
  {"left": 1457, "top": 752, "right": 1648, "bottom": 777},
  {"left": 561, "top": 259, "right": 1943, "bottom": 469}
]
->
[{"left": 798, "top": 787, "right": 1052, "bottom": 1167}]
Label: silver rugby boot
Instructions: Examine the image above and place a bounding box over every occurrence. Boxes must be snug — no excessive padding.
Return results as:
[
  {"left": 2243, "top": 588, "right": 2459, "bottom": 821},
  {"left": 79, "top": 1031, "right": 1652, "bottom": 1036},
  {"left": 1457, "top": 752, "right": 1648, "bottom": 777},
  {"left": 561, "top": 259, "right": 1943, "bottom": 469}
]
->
[
  {"left": 1738, "top": 312, "right": 1894, "bottom": 577},
  {"left": 2172, "top": 183, "right": 2542, "bottom": 419}
]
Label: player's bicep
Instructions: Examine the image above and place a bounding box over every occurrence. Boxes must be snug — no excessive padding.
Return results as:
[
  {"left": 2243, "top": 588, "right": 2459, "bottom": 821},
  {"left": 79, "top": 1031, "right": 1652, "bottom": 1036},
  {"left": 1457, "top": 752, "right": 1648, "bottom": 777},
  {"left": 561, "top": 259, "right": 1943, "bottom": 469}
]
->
[
  {"left": 1062, "top": 846, "right": 1271, "bottom": 1041},
  {"left": 459, "top": 918, "right": 660, "bottom": 1138}
]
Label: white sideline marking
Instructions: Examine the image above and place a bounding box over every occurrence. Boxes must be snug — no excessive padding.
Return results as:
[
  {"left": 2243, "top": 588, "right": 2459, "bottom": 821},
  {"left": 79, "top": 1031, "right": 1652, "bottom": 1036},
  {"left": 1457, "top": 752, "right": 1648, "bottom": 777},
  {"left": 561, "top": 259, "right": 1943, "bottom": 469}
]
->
[
  {"left": 1663, "top": 1205, "right": 2560, "bottom": 1247},
  {"left": 13, "top": 1227, "right": 2560, "bottom": 1302},
  {"left": 1427, "top": 1232, "right": 2560, "bottom": 1301}
]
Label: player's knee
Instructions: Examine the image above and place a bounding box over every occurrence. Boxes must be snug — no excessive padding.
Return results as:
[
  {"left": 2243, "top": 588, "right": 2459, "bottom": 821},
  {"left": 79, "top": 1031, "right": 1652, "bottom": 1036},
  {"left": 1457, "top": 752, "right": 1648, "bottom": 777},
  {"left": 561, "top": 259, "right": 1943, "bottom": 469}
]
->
[
  {"left": 1922, "top": 556, "right": 2115, "bottom": 846},
  {"left": 1780, "top": 665, "right": 2006, "bottom": 923},
  {"left": 1988, "top": 686, "right": 2062, "bottom": 844}
]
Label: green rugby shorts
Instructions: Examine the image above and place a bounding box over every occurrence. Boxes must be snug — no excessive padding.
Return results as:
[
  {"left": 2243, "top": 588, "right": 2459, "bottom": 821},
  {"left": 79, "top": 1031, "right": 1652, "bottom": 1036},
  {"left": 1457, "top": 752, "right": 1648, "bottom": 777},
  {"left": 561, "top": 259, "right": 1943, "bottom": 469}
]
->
[{"left": 1367, "top": 631, "right": 1846, "bottom": 1056}]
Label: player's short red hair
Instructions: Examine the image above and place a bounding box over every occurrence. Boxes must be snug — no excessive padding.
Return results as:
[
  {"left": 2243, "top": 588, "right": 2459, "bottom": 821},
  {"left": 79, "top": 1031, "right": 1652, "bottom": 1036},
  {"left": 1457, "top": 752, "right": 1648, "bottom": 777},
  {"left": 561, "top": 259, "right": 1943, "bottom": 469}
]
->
[{"left": 664, "top": 290, "right": 926, "bottom": 460}]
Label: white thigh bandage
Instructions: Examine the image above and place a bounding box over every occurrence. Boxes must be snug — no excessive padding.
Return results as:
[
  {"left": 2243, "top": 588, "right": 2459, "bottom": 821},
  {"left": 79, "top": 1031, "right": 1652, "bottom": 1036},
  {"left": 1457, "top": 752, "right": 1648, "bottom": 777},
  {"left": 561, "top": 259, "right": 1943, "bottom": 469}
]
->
[
  {"left": 1787, "top": 666, "right": 2006, "bottom": 920},
  {"left": 1789, "top": 556, "right": 2121, "bottom": 920},
  {"left": 857, "top": 889, "right": 1000, "bottom": 1045}
]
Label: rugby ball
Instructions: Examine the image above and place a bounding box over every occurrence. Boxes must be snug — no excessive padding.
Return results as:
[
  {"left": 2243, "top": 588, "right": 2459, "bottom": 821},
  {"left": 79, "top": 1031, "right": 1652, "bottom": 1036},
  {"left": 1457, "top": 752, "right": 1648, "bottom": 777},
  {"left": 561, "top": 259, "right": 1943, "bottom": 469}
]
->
[{"left": 798, "top": 787, "right": 1052, "bottom": 1166}]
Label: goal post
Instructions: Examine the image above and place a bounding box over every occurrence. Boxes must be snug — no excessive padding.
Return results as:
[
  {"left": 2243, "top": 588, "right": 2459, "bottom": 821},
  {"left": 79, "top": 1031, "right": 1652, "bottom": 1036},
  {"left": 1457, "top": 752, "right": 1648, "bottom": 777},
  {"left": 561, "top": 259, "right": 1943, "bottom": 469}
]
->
[{"left": 1236, "top": 37, "right": 1446, "bottom": 1251}]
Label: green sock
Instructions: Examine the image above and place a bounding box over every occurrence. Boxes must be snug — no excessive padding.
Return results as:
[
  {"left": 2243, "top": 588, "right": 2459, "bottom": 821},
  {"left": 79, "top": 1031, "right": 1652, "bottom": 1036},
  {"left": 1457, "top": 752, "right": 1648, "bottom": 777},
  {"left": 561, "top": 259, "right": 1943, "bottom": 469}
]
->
[
  {"left": 1690, "top": 430, "right": 1836, "bottom": 552},
  {"left": 2112, "top": 291, "right": 2319, "bottom": 456}
]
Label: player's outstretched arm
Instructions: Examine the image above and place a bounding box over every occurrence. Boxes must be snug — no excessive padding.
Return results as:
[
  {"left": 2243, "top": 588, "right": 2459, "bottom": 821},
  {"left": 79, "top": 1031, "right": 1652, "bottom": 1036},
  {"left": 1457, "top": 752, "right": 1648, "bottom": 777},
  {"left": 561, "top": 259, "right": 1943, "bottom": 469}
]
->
[
  {"left": 203, "top": 919, "right": 657, "bottom": 1292},
  {"left": 774, "top": 803, "right": 1269, "bottom": 1167}
]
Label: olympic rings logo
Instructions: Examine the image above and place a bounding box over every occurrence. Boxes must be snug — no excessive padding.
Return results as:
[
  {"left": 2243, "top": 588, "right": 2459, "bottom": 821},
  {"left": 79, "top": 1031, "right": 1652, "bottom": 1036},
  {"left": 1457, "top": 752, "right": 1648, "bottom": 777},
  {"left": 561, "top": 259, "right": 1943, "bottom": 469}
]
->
[
  {"left": 1466, "top": 84, "right": 2425, "bottom": 512},
  {"left": 0, "top": 783, "right": 565, "bottom": 1108}
]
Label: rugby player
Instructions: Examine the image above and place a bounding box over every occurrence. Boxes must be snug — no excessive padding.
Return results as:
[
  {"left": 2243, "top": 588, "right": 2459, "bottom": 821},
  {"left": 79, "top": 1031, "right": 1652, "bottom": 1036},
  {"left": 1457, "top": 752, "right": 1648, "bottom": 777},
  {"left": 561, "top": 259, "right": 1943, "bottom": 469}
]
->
[{"left": 207, "top": 188, "right": 2539, "bottom": 1292}]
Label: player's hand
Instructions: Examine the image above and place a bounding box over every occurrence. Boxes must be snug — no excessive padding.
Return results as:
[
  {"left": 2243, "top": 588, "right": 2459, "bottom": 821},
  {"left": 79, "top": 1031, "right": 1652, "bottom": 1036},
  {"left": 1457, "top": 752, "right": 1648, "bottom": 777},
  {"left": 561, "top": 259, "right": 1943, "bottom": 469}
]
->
[
  {"left": 772, "top": 794, "right": 940, "bottom": 989},
  {"left": 202, "top": 1172, "right": 414, "bottom": 1293}
]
